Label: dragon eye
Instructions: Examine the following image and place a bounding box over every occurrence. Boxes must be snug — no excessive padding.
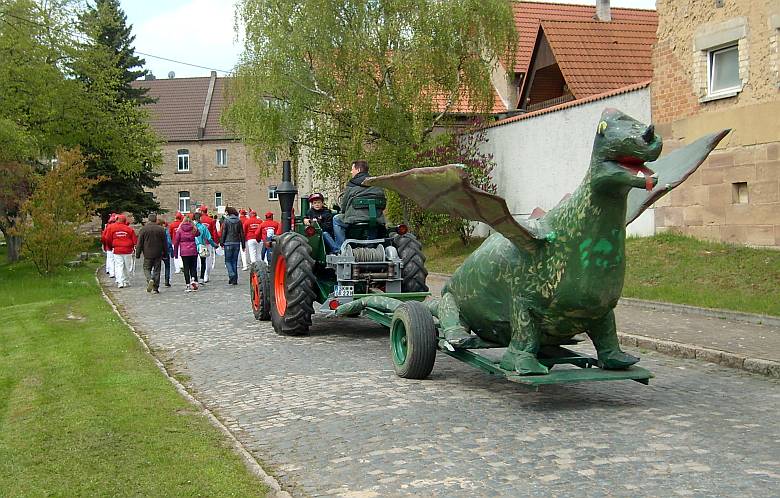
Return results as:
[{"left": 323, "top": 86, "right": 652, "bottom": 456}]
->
[{"left": 597, "top": 121, "right": 608, "bottom": 136}]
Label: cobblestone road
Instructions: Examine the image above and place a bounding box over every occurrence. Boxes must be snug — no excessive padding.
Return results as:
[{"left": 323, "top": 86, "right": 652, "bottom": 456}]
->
[{"left": 104, "top": 262, "right": 780, "bottom": 497}]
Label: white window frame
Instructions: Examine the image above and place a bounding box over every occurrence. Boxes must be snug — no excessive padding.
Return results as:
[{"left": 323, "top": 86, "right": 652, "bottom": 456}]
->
[
  {"left": 214, "top": 191, "right": 223, "bottom": 208},
  {"left": 177, "top": 149, "right": 190, "bottom": 172},
  {"left": 707, "top": 44, "right": 741, "bottom": 97},
  {"left": 267, "top": 185, "right": 278, "bottom": 201},
  {"left": 178, "top": 191, "right": 190, "bottom": 213},
  {"left": 216, "top": 148, "right": 227, "bottom": 166}
]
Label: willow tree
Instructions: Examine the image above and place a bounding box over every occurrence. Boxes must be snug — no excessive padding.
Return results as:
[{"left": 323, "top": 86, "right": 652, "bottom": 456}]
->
[{"left": 225, "top": 0, "right": 516, "bottom": 179}]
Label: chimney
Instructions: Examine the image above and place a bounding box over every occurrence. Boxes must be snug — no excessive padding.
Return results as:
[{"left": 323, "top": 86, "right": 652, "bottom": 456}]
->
[{"left": 595, "top": 0, "right": 611, "bottom": 22}]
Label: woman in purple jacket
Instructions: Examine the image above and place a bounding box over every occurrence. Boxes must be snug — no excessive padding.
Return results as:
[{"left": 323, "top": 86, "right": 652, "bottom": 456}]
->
[{"left": 174, "top": 217, "right": 199, "bottom": 291}]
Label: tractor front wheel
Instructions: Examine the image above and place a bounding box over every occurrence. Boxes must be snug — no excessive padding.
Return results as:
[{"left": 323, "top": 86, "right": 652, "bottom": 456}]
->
[
  {"left": 249, "top": 261, "right": 271, "bottom": 321},
  {"left": 390, "top": 301, "right": 437, "bottom": 379},
  {"left": 270, "top": 232, "right": 317, "bottom": 336},
  {"left": 393, "top": 234, "right": 428, "bottom": 292}
]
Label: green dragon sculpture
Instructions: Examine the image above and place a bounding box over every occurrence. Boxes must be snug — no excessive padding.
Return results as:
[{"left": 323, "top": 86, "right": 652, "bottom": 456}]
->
[{"left": 365, "top": 109, "right": 729, "bottom": 375}]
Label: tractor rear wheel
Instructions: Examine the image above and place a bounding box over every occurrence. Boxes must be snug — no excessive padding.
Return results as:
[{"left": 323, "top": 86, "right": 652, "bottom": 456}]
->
[
  {"left": 393, "top": 234, "right": 428, "bottom": 292},
  {"left": 249, "top": 261, "right": 271, "bottom": 321},
  {"left": 390, "top": 301, "right": 437, "bottom": 379},
  {"left": 270, "top": 232, "right": 317, "bottom": 336}
]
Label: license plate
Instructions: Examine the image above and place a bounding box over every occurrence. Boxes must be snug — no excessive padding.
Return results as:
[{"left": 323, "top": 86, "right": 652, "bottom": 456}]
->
[{"left": 334, "top": 285, "right": 354, "bottom": 297}]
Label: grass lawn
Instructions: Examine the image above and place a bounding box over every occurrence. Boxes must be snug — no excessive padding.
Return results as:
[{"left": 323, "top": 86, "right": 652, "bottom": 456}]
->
[
  {"left": 0, "top": 250, "right": 268, "bottom": 496},
  {"left": 424, "top": 232, "right": 780, "bottom": 317}
]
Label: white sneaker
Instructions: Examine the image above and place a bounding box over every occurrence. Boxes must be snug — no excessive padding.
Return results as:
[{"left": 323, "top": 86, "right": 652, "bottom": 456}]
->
[
  {"left": 203, "top": 277, "right": 209, "bottom": 283},
  {"left": 185, "top": 285, "right": 192, "bottom": 293}
]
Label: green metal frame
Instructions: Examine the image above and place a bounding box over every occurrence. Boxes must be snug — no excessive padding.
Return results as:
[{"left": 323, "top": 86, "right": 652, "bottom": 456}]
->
[{"left": 365, "top": 306, "right": 653, "bottom": 389}]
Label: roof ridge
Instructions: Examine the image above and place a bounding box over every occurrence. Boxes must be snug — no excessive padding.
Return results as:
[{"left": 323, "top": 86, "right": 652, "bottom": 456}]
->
[
  {"left": 486, "top": 79, "right": 651, "bottom": 130},
  {"left": 513, "top": 0, "right": 656, "bottom": 12}
]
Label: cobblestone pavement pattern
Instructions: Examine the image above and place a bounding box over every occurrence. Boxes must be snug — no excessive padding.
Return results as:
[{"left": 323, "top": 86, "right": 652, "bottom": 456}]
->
[{"left": 104, "top": 261, "right": 780, "bottom": 497}]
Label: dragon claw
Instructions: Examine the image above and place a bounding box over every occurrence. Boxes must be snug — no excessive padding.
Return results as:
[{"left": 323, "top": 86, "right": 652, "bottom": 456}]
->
[
  {"left": 597, "top": 350, "right": 640, "bottom": 370},
  {"left": 500, "top": 350, "right": 549, "bottom": 376}
]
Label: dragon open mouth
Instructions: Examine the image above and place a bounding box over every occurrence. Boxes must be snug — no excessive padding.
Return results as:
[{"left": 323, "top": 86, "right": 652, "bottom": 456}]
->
[{"left": 616, "top": 156, "right": 657, "bottom": 191}]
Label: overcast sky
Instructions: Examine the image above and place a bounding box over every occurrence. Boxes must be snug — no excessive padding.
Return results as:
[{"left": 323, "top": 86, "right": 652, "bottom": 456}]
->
[{"left": 123, "top": 0, "right": 657, "bottom": 79}]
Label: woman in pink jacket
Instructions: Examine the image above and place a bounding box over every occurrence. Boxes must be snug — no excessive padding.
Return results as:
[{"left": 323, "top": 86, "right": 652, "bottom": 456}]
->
[{"left": 174, "top": 217, "right": 199, "bottom": 292}]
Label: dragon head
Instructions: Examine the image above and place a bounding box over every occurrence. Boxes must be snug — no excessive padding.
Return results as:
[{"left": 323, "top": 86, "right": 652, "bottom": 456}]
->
[{"left": 590, "top": 108, "right": 663, "bottom": 195}]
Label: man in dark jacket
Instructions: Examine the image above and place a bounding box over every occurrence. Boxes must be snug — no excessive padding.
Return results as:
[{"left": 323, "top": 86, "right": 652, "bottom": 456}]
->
[
  {"left": 333, "top": 160, "right": 386, "bottom": 248},
  {"left": 220, "top": 206, "right": 246, "bottom": 285},
  {"left": 135, "top": 213, "right": 168, "bottom": 293}
]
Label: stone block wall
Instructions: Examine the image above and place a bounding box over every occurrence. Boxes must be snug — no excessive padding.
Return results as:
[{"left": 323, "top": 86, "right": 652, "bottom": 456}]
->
[
  {"left": 652, "top": 0, "right": 780, "bottom": 248},
  {"left": 152, "top": 140, "right": 284, "bottom": 219}
]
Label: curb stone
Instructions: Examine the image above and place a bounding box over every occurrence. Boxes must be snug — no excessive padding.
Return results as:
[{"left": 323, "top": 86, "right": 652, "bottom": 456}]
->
[
  {"left": 618, "top": 297, "right": 780, "bottom": 327},
  {"left": 95, "top": 268, "right": 292, "bottom": 498},
  {"left": 618, "top": 332, "right": 780, "bottom": 379}
]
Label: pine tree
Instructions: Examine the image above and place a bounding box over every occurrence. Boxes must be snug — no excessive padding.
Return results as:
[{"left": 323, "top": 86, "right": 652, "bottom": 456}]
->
[{"left": 75, "top": 0, "right": 162, "bottom": 224}]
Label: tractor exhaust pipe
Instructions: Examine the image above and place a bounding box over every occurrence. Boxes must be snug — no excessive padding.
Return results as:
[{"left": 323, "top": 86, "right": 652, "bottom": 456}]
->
[{"left": 276, "top": 160, "right": 297, "bottom": 234}]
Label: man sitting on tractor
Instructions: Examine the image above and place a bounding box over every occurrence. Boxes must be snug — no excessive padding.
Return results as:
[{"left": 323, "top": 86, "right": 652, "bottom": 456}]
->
[
  {"left": 332, "top": 159, "right": 386, "bottom": 249},
  {"left": 303, "top": 192, "right": 338, "bottom": 254}
]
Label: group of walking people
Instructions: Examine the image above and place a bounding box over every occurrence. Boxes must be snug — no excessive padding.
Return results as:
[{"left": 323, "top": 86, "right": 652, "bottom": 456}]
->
[{"left": 101, "top": 205, "right": 281, "bottom": 293}]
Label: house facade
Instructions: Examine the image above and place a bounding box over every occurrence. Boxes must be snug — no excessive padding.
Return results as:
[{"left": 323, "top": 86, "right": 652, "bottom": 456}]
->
[
  {"left": 651, "top": 0, "right": 780, "bottom": 248},
  {"left": 133, "top": 72, "right": 282, "bottom": 217}
]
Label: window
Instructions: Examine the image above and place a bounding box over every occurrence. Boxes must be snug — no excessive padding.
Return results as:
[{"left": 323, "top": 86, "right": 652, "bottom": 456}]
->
[
  {"left": 215, "top": 192, "right": 223, "bottom": 208},
  {"left": 732, "top": 182, "right": 748, "bottom": 204},
  {"left": 178, "top": 191, "right": 190, "bottom": 213},
  {"left": 708, "top": 45, "right": 741, "bottom": 95},
  {"left": 267, "top": 185, "right": 278, "bottom": 201},
  {"left": 177, "top": 149, "right": 190, "bottom": 172},
  {"left": 216, "top": 148, "right": 227, "bottom": 166}
]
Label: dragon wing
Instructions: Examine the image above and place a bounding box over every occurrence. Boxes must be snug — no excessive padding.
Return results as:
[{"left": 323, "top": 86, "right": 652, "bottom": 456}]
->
[
  {"left": 364, "top": 164, "right": 548, "bottom": 253},
  {"left": 626, "top": 129, "right": 730, "bottom": 226}
]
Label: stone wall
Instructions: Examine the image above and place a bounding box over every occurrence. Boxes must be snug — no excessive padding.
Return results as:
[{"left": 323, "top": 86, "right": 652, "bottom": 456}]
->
[
  {"left": 652, "top": 0, "right": 780, "bottom": 248},
  {"left": 152, "top": 140, "right": 283, "bottom": 219}
]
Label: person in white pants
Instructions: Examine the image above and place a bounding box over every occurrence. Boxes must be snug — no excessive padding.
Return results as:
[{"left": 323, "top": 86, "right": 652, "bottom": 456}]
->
[
  {"left": 239, "top": 209, "right": 250, "bottom": 270},
  {"left": 105, "top": 249, "right": 115, "bottom": 277},
  {"left": 246, "top": 237, "right": 261, "bottom": 264},
  {"left": 107, "top": 214, "right": 137, "bottom": 288}
]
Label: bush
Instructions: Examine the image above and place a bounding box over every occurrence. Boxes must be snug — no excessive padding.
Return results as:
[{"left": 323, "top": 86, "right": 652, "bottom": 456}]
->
[
  {"left": 21, "top": 149, "right": 99, "bottom": 275},
  {"left": 385, "top": 119, "right": 497, "bottom": 246}
]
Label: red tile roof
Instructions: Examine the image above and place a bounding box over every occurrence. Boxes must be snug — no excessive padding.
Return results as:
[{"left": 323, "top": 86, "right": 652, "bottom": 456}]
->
[
  {"left": 131, "top": 76, "right": 231, "bottom": 141},
  {"left": 511, "top": 1, "right": 657, "bottom": 73},
  {"left": 541, "top": 19, "right": 656, "bottom": 98},
  {"left": 431, "top": 86, "right": 508, "bottom": 114},
  {"left": 485, "top": 79, "right": 651, "bottom": 129}
]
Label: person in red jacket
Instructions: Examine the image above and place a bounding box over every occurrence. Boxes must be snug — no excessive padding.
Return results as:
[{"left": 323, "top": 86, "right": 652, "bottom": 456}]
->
[
  {"left": 169, "top": 212, "right": 184, "bottom": 274},
  {"left": 107, "top": 214, "right": 137, "bottom": 288},
  {"left": 239, "top": 208, "right": 249, "bottom": 270},
  {"left": 243, "top": 210, "right": 262, "bottom": 265},
  {"left": 102, "top": 213, "right": 117, "bottom": 278},
  {"left": 257, "top": 211, "right": 281, "bottom": 263},
  {"left": 198, "top": 205, "right": 219, "bottom": 282}
]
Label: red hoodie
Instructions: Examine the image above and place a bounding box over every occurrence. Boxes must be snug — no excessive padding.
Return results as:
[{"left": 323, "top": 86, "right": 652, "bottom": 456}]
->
[
  {"left": 107, "top": 222, "right": 137, "bottom": 255},
  {"left": 200, "top": 213, "right": 219, "bottom": 242},
  {"left": 243, "top": 215, "right": 262, "bottom": 241},
  {"left": 257, "top": 219, "right": 281, "bottom": 242},
  {"left": 101, "top": 222, "right": 113, "bottom": 250},
  {"left": 169, "top": 218, "right": 182, "bottom": 240}
]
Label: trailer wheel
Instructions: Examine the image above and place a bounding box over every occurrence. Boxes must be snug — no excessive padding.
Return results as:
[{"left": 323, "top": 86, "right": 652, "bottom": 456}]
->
[
  {"left": 249, "top": 261, "right": 271, "bottom": 321},
  {"left": 390, "top": 301, "right": 437, "bottom": 379},
  {"left": 393, "top": 234, "right": 428, "bottom": 292},
  {"left": 270, "top": 232, "right": 317, "bottom": 336}
]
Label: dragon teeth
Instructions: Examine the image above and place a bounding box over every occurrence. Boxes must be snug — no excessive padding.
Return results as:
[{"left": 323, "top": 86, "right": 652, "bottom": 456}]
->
[{"left": 636, "top": 171, "right": 646, "bottom": 178}]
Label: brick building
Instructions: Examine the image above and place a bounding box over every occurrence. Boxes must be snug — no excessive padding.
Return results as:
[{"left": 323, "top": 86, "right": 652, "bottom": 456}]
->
[
  {"left": 651, "top": 0, "right": 780, "bottom": 248},
  {"left": 132, "top": 72, "right": 282, "bottom": 217}
]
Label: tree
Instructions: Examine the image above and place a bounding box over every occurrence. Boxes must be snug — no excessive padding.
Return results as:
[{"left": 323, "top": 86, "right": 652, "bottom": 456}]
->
[
  {"left": 74, "top": 0, "right": 161, "bottom": 224},
  {"left": 225, "top": 0, "right": 516, "bottom": 180},
  {"left": 20, "top": 148, "right": 99, "bottom": 275},
  {"left": 0, "top": 0, "right": 84, "bottom": 262}
]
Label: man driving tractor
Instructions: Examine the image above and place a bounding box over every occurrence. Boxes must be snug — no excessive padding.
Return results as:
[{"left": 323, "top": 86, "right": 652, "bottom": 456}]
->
[{"left": 332, "top": 159, "right": 387, "bottom": 249}]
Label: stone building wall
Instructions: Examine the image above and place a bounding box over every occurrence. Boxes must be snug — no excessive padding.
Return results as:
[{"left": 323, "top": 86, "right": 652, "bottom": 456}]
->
[
  {"left": 651, "top": 0, "right": 780, "bottom": 248},
  {"left": 153, "top": 140, "right": 284, "bottom": 219}
]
